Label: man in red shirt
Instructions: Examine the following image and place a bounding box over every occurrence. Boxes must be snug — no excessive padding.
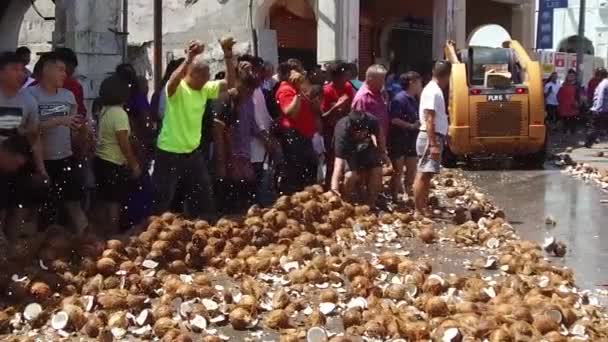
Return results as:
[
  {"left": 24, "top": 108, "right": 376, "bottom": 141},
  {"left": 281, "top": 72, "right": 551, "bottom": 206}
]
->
[
  {"left": 321, "top": 61, "right": 354, "bottom": 186},
  {"left": 54, "top": 48, "right": 86, "bottom": 116},
  {"left": 275, "top": 61, "right": 318, "bottom": 194}
]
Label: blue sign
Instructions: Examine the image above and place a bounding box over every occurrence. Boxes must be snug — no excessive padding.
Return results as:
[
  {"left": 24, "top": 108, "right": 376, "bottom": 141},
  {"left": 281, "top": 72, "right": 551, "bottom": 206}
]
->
[
  {"left": 544, "top": 0, "right": 569, "bottom": 9},
  {"left": 536, "top": 0, "right": 569, "bottom": 49}
]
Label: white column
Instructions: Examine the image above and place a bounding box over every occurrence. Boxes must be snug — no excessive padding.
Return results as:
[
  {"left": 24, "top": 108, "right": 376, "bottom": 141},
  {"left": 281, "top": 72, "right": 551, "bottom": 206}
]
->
[
  {"left": 433, "top": 0, "right": 447, "bottom": 60},
  {"left": 341, "top": 0, "right": 360, "bottom": 63},
  {"left": 54, "top": 0, "right": 123, "bottom": 105},
  {"left": 454, "top": 0, "right": 467, "bottom": 48},
  {"left": 433, "top": 0, "right": 467, "bottom": 61},
  {"left": 511, "top": 2, "right": 535, "bottom": 51},
  {"left": 316, "top": 0, "right": 360, "bottom": 64},
  {"left": 317, "top": 0, "right": 337, "bottom": 64}
]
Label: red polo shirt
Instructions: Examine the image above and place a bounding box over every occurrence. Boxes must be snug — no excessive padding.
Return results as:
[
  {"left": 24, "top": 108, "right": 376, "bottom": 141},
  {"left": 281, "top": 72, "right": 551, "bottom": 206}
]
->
[
  {"left": 321, "top": 81, "right": 354, "bottom": 135},
  {"left": 64, "top": 77, "right": 86, "bottom": 115},
  {"left": 276, "top": 81, "right": 316, "bottom": 138}
]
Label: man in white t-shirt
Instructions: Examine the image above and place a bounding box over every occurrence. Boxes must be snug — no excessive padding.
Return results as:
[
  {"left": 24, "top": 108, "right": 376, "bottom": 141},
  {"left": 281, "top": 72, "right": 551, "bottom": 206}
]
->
[
  {"left": 544, "top": 72, "right": 559, "bottom": 124},
  {"left": 413, "top": 60, "right": 451, "bottom": 217}
]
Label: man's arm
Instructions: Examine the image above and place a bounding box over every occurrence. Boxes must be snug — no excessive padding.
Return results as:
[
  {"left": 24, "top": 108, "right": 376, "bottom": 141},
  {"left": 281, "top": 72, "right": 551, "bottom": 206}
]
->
[
  {"left": 331, "top": 157, "right": 346, "bottom": 193},
  {"left": 283, "top": 94, "right": 302, "bottom": 118},
  {"left": 322, "top": 94, "right": 350, "bottom": 118},
  {"left": 219, "top": 37, "right": 236, "bottom": 90},
  {"left": 391, "top": 118, "right": 417, "bottom": 130},
  {"left": 167, "top": 41, "right": 204, "bottom": 98},
  {"left": 116, "top": 130, "right": 141, "bottom": 178},
  {"left": 28, "top": 123, "right": 46, "bottom": 176},
  {"left": 212, "top": 120, "right": 227, "bottom": 178},
  {"left": 424, "top": 109, "right": 442, "bottom": 161},
  {"left": 279, "top": 70, "right": 306, "bottom": 118}
]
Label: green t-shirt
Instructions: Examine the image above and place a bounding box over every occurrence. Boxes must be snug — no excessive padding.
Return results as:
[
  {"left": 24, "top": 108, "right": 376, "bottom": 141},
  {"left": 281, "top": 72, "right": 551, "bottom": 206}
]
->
[
  {"left": 96, "top": 105, "right": 131, "bottom": 165},
  {"left": 157, "top": 80, "right": 221, "bottom": 153}
]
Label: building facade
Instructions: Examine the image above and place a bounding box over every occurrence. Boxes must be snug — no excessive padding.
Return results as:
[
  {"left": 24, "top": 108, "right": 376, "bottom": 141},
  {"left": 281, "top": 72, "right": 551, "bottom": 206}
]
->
[
  {"left": 3, "top": 0, "right": 535, "bottom": 103},
  {"left": 550, "top": 0, "right": 608, "bottom": 60}
]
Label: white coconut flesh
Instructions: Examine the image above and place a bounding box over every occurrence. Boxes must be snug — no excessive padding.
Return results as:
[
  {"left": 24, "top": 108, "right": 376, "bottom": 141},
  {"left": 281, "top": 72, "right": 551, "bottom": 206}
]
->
[
  {"left": 142, "top": 259, "right": 159, "bottom": 269},
  {"left": 190, "top": 315, "right": 207, "bottom": 330},
  {"left": 442, "top": 327, "right": 461, "bottom": 342},
  {"left": 346, "top": 297, "right": 368, "bottom": 310},
  {"left": 23, "top": 303, "right": 43, "bottom": 321},
  {"left": 406, "top": 284, "right": 418, "bottom": 298},
  {"left": 51, "top": 311, "right": 69, "bottom": 330},
  {"left": 81, "top": 295, "right": 94, "bottom": 312},
  {"left": 319, "top": 302, "right": 336, "bottom": 315},
  {"left": 202, "top": 299, "right": 219, "bottom": 311},
  {"left": 546, "top": 309, "right": 563, "bottom": 324},
  {"left": 486, "top": 238, "right": 500, "bottom": 249},
  {"left": 306, "top": 326, "right": 328, "bottom": 342},
  {"left": 136, "top": 310, "right": 150, "bottom": 326},
  {"left": 111, "top": 327, "right": 127, "bottom": 338}
]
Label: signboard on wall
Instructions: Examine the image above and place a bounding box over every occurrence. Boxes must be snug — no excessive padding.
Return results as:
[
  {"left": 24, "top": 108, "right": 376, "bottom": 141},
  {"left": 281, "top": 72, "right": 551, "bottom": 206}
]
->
[
  {"left": 540, "top": 51, "right": 555, "bottom": 77},
  {"left": 536, "top": 0, "right": 569, "bottom": 50},
  {"left": 538, "top": 51, "right": 603, "bottom": 84},
  {"left": 568, "top": 54, "right": 578, "bottom": 69},
  {"left": 554, "top": 52, "right": 567, "bottom": 69}
]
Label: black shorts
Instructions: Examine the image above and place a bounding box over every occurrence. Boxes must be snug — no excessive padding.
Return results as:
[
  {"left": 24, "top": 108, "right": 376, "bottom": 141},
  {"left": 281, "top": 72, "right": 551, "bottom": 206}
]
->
[
  {"left": 0, "top": 171, "right": 40, "bottom": 210},
  {"left": 388, "top": 133, "right": 418, "bottom": 160},
  {"left": 346, "top": 147, "right": 383, "bottom": 172},
  {"left": 45, "top": 156, "right": 85, "bottom": 202},
  {"left": 93, "top": 157, "right": 131, "bottom": 202}
]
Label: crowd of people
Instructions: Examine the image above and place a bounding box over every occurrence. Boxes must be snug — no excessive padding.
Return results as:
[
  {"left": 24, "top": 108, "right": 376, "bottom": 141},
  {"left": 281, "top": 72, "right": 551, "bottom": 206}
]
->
[
  {"left": 544, "top": 66, "right": 608, "bottom": 145},
  {"left": 0, "top": 39, "right": 453, "bottom": 250}
]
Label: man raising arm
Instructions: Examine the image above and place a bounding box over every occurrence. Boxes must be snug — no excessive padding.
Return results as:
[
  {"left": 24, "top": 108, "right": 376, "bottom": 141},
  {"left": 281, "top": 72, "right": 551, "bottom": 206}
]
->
[{"left": 153, "top": 37, "right": 236, "bottom": 218}]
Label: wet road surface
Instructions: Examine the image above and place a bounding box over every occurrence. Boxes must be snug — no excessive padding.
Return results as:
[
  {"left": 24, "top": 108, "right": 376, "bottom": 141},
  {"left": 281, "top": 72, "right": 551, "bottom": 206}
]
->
[{"left": 465, "top": 163, "right": 608, "bottom": 290}]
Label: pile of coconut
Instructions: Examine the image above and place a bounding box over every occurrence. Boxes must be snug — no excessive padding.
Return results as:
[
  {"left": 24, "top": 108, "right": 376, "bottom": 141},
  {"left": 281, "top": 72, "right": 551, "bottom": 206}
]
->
[
  {"left": 0, "top": 175, "right": 607, "bottom": 342},
  {"left": 562, "top": 162, "right": 608, "bottom": 189}
]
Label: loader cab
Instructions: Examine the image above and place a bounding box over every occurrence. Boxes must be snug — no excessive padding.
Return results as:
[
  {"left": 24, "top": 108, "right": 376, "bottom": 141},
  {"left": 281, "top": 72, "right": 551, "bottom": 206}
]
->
[{"left": 459, "top": 46, "right": 523, "bottom": 88}]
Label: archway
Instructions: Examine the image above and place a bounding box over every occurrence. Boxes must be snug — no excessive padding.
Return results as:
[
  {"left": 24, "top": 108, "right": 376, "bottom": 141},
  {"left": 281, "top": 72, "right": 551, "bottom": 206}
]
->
[
  {"left": 0, "top": 0, "right": 33, "bottom": 51},
  {"left": 268, "top": 0, "right": 317, "bottom": 69},
  {"left": 468, "top": 24, "right": 511, "bottom": 48},
  {"left": 557, "top": 35, "right": 594, "bottom": 55}
]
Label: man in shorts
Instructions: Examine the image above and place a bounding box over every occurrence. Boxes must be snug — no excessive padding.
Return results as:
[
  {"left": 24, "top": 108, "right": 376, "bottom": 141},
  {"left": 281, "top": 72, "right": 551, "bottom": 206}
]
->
[
  {"left": 0, "top": 52, "right": 42, "bottom": 246},
  {"left": 413, "top": 61, "right": 452, "bottom": 217},
  {"left": 27, "top": 52, "right": 88, "bottom": 234},
  {"left": 331, "top": 110, "right": 383, "bottom": 207}
]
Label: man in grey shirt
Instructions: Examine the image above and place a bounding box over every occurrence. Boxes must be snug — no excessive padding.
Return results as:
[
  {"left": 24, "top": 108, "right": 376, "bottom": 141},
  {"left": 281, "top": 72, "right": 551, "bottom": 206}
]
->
[
  {"left": 27, "top": 52, "right": 88, "bottom": 234},
  {"left": 586, "top": 73, "right": 608, "bottom": 148},
  {"left": 0, "top": 52, "right": 43, "bottom": 252}
]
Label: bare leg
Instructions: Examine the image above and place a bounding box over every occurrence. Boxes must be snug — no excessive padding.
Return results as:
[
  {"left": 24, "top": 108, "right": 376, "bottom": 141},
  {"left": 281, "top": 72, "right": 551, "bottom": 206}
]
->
[
  {"left": 64, "top": 201, "right": 88, "bottom": 236},
  {"left": 0, "top": 211, "right": 7, "bottom": 265},
  {"left": 0, "top": 209, "right": 6, "bottom": 241},
  {"left": 414, "top": 172, "right": 433, "bottom": 215},
  {"left": 390, "top": 157, "right": 405, "bottom": 201},
  {"left": 367, "top": 167, "right": 383, "bottom": 207},
  {"left": 106, "top": 202, "right": 121, "bottom": 236},
  {"left": 343, "top": 171, "right": 360, "bottom": 203},
  {"left": 5, "top": 208, "right": 36, "bottom": 239},
  {"left": 404, "top": 157, "right": 418, "bottom": 195}
]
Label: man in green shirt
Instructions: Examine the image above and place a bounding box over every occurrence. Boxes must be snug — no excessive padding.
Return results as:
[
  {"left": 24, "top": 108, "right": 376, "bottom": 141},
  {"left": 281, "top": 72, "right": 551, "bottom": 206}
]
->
[{"left": 153, "top": 38, "right": 236, "bottom": 217}]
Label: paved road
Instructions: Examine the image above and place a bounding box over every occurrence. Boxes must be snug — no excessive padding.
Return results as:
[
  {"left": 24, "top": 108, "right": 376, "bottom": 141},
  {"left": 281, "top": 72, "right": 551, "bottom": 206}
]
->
[{"left": 464, "top": 162, "right": 608, "bottom": 291}]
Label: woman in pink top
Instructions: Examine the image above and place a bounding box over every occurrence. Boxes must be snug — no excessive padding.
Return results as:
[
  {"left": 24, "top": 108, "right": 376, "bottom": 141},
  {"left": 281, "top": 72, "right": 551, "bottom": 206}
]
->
[{"left": 557, "top": 69, "right": 579, "bottom": 135}]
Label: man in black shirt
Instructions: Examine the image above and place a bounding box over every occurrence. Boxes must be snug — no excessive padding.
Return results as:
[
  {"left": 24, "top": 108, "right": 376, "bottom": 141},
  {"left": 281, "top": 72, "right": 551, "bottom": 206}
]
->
[{"left": 331, "top": 110, "right": 383, "bottom": 206}]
